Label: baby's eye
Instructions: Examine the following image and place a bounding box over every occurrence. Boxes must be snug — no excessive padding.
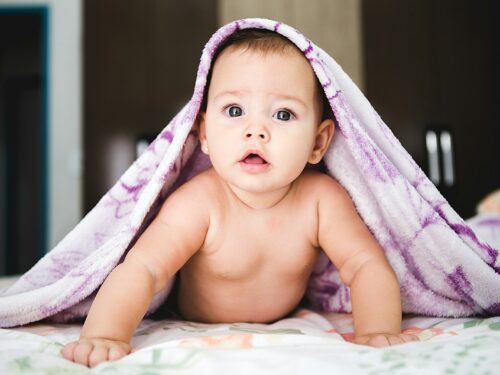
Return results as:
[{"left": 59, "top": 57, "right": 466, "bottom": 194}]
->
[
  {"left": 274, "top": 110, "right": 295, "bottom": 121},
  {"left": 225, "top": 105, "right": 243, "bottom": 117}
]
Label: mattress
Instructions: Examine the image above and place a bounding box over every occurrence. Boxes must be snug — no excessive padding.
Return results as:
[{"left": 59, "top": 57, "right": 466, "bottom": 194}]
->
[{"left": 1, "top": 308, "right": 499, "bottom": 374}]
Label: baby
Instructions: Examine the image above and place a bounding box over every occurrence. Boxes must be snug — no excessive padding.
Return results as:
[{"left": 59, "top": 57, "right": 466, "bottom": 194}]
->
[{"left": 62, "top": 29, "right": 417, "bottom": 367}]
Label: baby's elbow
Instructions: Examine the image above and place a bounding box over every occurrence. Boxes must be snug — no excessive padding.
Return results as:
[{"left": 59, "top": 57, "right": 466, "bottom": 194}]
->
[
  {"left": 339, "top": 253, "right": 391, "bottom": 287},
  {"left": 121, "top": 253, "right": 162, "bottom": 293}
]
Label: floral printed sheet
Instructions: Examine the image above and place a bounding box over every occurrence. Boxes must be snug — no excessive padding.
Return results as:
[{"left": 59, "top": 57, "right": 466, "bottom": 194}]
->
[{"left": 1, "top": 309, "right": 499, "bottom": 374}]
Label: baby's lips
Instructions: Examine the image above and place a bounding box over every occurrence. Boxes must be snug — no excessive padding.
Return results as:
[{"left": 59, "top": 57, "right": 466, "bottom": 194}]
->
[
  {"left": 243, "top": 154, "right": 267, "bottom": 164},
  {"left": 240, "top": 149, "right": 268, "bottom": 164}
]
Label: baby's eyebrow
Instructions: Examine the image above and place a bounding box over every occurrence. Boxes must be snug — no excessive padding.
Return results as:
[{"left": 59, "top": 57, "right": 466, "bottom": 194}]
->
[
  {"left": 213, "top": 90, "right": 307, "bottom": 108},
  {"left": 272, "top": 93, "right": 307, "bottom": 109},
  {"left": 213, "top": 90, "right": 245, "bottom": 101}
]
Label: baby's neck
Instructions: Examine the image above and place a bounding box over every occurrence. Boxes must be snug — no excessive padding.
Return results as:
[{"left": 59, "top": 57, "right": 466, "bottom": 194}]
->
[{"left": 224, "top": 182, "right": 294, "bottom": 210}]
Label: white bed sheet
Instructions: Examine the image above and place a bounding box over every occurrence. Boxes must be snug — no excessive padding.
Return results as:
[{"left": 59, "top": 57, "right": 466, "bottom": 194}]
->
[{"left": 1, "top": 309, "right": 499, "bottom": 374}]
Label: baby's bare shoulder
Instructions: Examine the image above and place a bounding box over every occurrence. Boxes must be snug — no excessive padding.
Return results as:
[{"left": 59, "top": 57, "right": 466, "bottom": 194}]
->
[
  {"left": 297, "top": 170, "right": 355, "bottom": 216},
  {"left": 297, "top": 170, "right": 348, "bottom": 199},
  {"left": 158, "top": 168, "right": 220, "bottom": 217},
  {"left": 172, "top": 168, "right": 221, "bottom": 198}
]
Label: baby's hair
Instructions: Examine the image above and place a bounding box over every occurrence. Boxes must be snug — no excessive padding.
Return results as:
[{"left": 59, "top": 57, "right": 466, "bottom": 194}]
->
[{"left": 201, "top": 28, "right": 332, "bottom": 121}]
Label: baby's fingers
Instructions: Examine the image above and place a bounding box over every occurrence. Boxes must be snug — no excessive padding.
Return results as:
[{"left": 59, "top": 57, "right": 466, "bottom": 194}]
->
[
  {"left": 72, "top": 342, "right": 94, "bottom": 367},
  {"left": 386, "top": 335, "right": 405, "bottom": 346},
  {"left": 376, "top": 333, "right": 419, "bottom": 348},
  {"left": 357, "top": 333, "right": 420, "bottom": 348},
  {"left": 108, "top": 345, "right": 129, "bottom": 361},
  {"left": 61, "top": 341, "right": 78, "bottom": 361},
  {"left": 88, "top": 345, "right": 110, "bottom": 368},
  {"left": 62, "top": 339, "right": 130, "bottom": 367},
  {"left": 400, "top": 333, "right": 419, "bottom": 343},
  {"left": 365, "top": 334, "right": 391, "bottom": 347}
]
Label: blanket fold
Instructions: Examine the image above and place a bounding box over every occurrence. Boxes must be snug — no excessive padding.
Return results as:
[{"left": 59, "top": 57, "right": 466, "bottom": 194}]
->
[{"left": 1, "top": 18, "right": 499, "bottom": 328}]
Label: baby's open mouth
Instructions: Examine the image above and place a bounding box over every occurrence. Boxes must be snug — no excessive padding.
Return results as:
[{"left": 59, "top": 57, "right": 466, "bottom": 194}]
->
[
  {"left": 243, "top": 153, "right": 268, "bottom": 165},
  {"left": 239, "top": 151, "right": 270, "bottom": 173}
]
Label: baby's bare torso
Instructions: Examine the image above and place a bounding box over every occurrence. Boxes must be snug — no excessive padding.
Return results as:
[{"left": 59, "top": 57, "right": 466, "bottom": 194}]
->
[{"left": 176, "top": 169, "right": 321, "bottom": 323}]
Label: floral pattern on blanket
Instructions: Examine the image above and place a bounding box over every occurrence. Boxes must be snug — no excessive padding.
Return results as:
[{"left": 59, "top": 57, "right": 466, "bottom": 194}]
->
[{"left": 1, "top": 309, "right": 499, "bottom": 374}]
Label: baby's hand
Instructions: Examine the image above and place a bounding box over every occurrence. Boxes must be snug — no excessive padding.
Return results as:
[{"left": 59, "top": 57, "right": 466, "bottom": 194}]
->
[
  {"left": 62, "top": 338, "right": 131, "bottom": 367},
  {"left": 353, "top": 333, "right": 419, "bottom": 348}
]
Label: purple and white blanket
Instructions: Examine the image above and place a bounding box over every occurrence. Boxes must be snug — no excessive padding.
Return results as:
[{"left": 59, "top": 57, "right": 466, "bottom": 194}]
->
[{"left": 1, "top": 18, "right": 499, "bottom": 328}]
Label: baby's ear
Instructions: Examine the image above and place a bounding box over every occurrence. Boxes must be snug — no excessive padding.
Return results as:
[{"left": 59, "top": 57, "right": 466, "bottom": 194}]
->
[
  {"left": 308, "top": 119, "right": 335, "bottom": 164},
  {"left": 195, "top": 111, "right": 205, "bottom": 131},
  {"left": 196, "top": 112, "right": 209, "bottom": 155}
]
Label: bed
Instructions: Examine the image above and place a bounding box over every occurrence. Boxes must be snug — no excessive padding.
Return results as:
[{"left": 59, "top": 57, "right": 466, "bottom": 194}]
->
[{"left": 1, "top": 291, "right": 499, "bottom": 374}]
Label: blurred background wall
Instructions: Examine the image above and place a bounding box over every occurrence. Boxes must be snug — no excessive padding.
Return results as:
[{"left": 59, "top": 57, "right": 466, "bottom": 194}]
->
[
  {"left": 83, "top": 0, "right": 217, "bottom": 214},
  {"left": 1, "top": 0, "right": 499, "bottom": 275},
  {"left": 362, "top": 0, "right": 499, "bottom": 219},
  {"left": 0, "top": 0, "right": 81, "bottom": 274},
  {"left": 218, "top": 0, "right": 364, "bottom": 88}
]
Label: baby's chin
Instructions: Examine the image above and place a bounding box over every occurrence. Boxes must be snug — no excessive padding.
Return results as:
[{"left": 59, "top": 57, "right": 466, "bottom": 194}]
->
[
  {"left": 230, "top": 178, "right": 300, "bottom": 200},
  {"left": 211, "top": 163, "right": 302, "bottom": 192}
]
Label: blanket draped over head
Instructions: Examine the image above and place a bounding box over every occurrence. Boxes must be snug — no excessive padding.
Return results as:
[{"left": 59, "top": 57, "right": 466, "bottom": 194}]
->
[{"left": 1, "top": 19, "right": 499, "bottom": 328}]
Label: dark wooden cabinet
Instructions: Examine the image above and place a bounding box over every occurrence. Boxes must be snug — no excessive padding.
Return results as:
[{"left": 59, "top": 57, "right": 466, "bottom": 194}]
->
[
  {"left": 83, "top": 0, "right": 217, "bottom": 212},
  {"left": 362, "top": 0, "right": 500, "bottom": 217}
]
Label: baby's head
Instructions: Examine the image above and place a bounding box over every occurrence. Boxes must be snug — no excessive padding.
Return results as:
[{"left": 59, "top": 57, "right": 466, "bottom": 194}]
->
[{"left": 198, "top": 29, "right": 335, "bottom": 194}]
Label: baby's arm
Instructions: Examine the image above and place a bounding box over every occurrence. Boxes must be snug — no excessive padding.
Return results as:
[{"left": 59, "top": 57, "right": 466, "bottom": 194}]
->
[
  {"left": 62, "top": 183, "right": 209, "bottom": 367},
  {"left": 316, "top": 177, "right": 418, "bottom": 347}
]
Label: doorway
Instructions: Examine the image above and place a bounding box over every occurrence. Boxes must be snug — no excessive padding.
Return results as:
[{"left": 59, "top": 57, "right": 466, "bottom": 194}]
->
[{"left": 0, "top": 7, "right": 48, "bottom": 275}]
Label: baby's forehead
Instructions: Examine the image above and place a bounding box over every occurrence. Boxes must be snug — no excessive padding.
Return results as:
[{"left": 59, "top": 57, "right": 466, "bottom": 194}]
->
[
  {"left": 218, "top": 43, "right": 307, "bottom": 65},
  {"left": 213, "top": 45, "right": 316, "bottom": 84},
  {"left": 213, "top": 46, "right": 322, "bottom": 97},
  {"left": 211, "top": 49, "right": 315, "bottom": 99},
  {"left": 201, "top": 31, "right": 325, "bottom": 113}
]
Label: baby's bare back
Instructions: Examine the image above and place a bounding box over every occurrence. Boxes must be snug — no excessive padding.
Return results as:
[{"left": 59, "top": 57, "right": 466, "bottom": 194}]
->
[{"left": 176, "top": 169, "right": 322, "bottom": 323}]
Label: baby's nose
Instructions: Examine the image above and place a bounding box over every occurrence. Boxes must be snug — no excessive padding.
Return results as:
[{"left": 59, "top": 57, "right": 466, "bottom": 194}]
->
[{"left": 244, "top": 125, "right": 270, "bottom": 142}]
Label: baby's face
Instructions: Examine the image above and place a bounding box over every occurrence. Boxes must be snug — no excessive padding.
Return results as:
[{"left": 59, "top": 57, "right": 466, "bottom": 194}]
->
[{"left": 199, "top": 46, "right": 327, "bottom": 195}]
